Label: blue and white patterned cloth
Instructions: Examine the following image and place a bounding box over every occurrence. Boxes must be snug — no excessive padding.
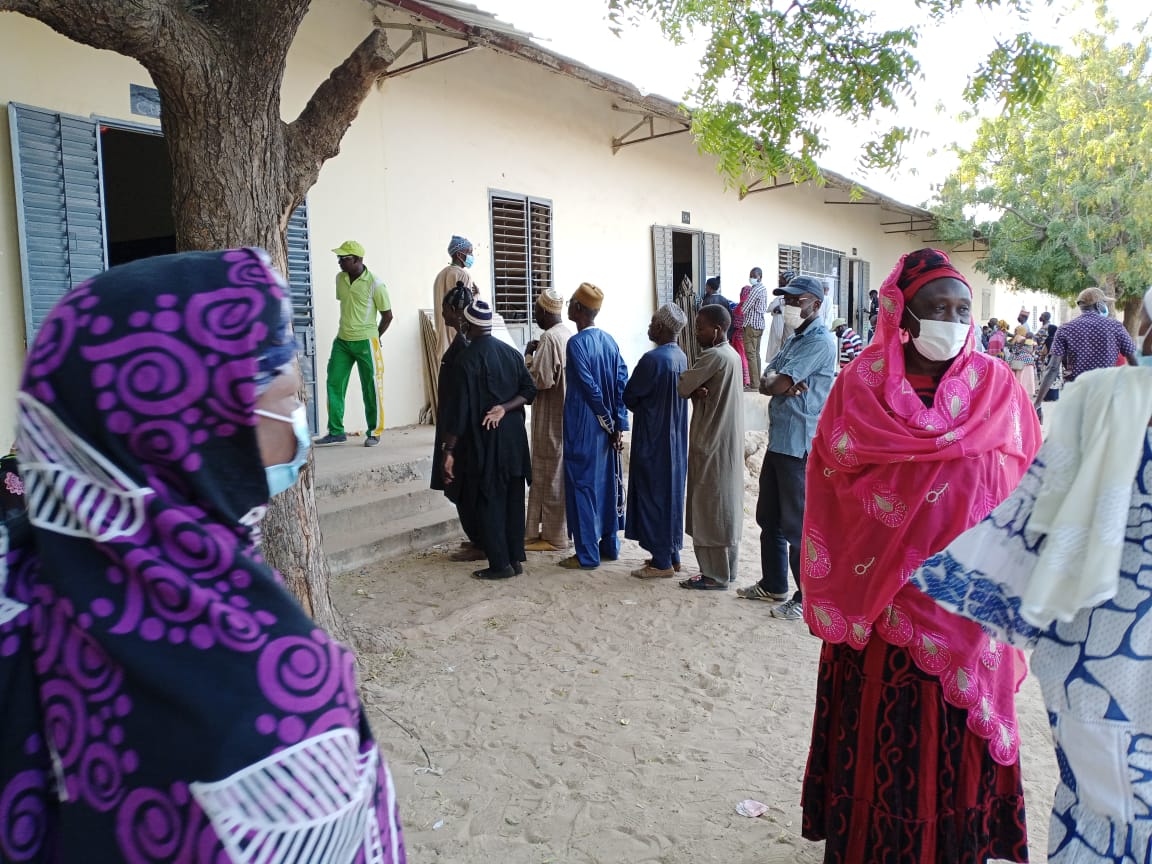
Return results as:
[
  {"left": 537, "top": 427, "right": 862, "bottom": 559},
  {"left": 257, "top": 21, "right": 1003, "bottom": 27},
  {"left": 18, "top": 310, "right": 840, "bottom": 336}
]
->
[{"left": 912, "top": 428, "right": 1152, "bottom": 863}]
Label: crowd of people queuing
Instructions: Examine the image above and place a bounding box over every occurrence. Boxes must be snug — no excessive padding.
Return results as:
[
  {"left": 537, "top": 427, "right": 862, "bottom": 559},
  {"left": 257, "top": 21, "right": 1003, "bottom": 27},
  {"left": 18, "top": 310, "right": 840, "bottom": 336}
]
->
[
  {"left": 428, "top": 242, "right": 1152, "bottom": 863},
  {"left": 2, "top": 234, "right": 1150, "bottom": 863}
]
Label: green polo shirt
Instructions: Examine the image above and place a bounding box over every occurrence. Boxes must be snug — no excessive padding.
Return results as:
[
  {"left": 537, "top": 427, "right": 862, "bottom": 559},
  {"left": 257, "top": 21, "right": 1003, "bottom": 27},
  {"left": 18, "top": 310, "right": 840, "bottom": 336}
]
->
[{"left": 335, "top": 268, "right": 391, "bottom": 341}]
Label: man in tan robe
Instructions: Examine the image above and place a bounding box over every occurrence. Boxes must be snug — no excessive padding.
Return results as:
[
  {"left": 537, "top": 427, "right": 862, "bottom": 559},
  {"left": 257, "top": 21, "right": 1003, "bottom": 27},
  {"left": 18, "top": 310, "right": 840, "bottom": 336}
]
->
[
  {"left": 523, "top": 288, "right": 571, "bottom": 551},
  {"left": 676, "top": 303, "right": 745, "bottom": 590},
  {"left": 434, "top": 235, "right": 476, "bottom": 358}
]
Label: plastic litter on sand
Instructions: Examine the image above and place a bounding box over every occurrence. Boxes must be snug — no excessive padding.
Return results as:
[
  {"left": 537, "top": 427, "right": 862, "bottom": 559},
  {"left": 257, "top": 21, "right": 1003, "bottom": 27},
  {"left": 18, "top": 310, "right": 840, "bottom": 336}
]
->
[{"left": 736, "top": 799, "right": 769, "bottom": 818}]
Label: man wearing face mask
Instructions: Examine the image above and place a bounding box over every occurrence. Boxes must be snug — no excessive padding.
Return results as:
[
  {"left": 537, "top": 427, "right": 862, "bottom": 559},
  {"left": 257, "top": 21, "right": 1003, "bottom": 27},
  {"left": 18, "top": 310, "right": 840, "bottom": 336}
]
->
[
  {"left": 737, "top": 275, "right": 836, "bottom": 620},
  {"left": 1034, "top": 286, "right": 1137, "bottom": 412},
  {"left": 316, "top": 241, "right": 393, "bottom": 447},
  {"left": 762, "top": 270, "right": 798, "bottom": 366},
  {"left": 742, "top": 267, "right": 769, "bottom": 383},
  {"left": 434, "top": 234, "right": 478, "bottom": 358}
]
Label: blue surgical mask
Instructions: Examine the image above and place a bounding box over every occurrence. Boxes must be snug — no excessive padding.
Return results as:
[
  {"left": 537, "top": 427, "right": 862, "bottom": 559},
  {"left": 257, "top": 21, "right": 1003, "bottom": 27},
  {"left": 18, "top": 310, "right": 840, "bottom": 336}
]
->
[
  {"left": 254, "top": 405, "right": 311, "bottom": 497},
  {"left": 463, "top": 254, "right": 475, "bottom": 268}
]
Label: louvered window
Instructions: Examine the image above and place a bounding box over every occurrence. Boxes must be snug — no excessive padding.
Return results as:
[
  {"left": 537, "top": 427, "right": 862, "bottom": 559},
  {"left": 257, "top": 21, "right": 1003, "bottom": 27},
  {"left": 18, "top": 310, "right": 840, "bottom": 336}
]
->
[
  {"left": 778, "top": 244, "right": 800, "bottom": 282},
  {"left": 8, "top": 103, "right": 108, "bottom": 344},
  {"left": 490, "top": 192, "right": 552, "bottom": 323}
]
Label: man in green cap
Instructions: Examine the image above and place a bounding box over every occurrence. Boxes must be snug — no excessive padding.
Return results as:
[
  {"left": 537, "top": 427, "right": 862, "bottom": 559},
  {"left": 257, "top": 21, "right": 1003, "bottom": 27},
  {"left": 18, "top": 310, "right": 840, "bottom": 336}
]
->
[{"left": 316, "top": 241, "right": 393, "bottom": 446}]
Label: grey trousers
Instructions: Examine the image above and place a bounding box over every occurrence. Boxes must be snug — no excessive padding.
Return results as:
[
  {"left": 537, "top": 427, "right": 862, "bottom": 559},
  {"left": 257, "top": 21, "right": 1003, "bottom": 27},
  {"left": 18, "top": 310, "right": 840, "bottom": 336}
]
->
[{"left": 695, "top": 544, "right": 739, "bottom": 584}]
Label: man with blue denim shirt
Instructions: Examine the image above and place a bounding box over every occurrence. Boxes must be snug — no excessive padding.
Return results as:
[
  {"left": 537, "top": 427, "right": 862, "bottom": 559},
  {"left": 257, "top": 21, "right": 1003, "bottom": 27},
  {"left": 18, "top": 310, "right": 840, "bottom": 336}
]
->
[{"left": 737, "top": 275, "right": 836, "bottom": 619}]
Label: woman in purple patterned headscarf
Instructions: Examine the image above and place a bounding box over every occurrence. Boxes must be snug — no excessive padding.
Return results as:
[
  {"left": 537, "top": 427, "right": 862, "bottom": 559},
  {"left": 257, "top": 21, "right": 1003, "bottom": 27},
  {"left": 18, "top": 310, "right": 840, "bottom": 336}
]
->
[{"left": 0, "top": 249, "right": 405, "bottom": 863}]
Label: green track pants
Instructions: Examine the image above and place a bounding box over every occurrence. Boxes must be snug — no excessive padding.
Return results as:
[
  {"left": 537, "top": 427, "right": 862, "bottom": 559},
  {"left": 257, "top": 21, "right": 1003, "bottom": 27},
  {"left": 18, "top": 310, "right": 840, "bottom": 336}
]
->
[{"left": 325, "top": 336, "right": 384, "bottom": 436}]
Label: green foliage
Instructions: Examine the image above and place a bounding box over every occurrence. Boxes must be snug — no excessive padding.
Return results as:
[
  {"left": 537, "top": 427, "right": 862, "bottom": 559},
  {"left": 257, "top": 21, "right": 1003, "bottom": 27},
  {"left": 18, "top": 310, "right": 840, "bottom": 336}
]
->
[
  {"left": 608, "top": 0, "right": 1058, "bottom": 187},
  {"left": 933, "top": 17, "right": 1152, "bottom": 306}
]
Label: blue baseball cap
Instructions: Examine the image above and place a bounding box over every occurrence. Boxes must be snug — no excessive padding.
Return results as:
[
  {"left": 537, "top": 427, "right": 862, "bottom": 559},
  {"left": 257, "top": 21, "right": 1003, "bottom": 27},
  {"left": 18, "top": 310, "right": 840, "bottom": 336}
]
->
[{"left": 774, "top": 274, "right": 824, "bottom": 301}]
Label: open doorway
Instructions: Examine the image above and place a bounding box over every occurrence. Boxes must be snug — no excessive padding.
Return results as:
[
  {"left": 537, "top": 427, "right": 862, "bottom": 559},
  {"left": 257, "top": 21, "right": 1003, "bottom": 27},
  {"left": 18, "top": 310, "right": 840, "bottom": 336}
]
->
[
  {"left": 671, "top": 230, "right": 697, "bottom": 298},
  {"left": 99, "top": 126, "right": 176, "bottom": 266}
]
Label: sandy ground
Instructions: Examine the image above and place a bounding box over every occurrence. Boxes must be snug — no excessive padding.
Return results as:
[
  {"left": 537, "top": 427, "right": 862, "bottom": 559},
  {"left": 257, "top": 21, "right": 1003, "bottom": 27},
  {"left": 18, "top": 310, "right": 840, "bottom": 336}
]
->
[{"left": 334, "top": 452, "right": 1060, "bottom": 864}]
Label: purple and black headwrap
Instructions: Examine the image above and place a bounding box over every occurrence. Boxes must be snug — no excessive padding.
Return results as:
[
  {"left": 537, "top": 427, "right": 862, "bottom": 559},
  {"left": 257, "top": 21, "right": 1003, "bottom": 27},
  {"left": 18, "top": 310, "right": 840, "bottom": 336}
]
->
[{"left": 0, "top": 249, "right": 405, "bottom": 863}]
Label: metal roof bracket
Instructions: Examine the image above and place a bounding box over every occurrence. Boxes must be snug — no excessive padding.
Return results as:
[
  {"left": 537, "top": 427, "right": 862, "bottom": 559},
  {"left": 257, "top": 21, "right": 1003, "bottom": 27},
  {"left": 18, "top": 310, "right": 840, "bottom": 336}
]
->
[
  {"left": 611, "top": 104, "right": 690, "bottom": 154},
  {"left": 373, "top": 22, "right": 479, "bottom": 80}
]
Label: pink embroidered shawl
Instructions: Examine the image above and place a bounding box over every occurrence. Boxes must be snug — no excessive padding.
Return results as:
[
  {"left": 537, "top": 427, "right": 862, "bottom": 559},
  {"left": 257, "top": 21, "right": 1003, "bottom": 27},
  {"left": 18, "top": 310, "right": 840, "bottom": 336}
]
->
[{"left": 801, "top": 252, "right": 1042, "bottom": 766}]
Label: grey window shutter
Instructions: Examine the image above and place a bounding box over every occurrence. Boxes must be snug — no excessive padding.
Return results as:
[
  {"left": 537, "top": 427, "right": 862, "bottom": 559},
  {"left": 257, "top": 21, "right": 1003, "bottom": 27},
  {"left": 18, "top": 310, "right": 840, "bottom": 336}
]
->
[
  {"left": 528, "top": 198, "right": 553, "bottom": 298},
  {"left": 651, "top": 225, "right": 674, "bottom": 308},
  {"left": 285, "top": 201, "right": 319, "bottom": 432},
  {"left": 702, "top": 232, "right": 721, "bottom": 284},
  {"left": 8, "top": 103, "right": 107, "bottom": 344},
  {"left": 491, "top": 194, "right": 530, "bottom": 323}
]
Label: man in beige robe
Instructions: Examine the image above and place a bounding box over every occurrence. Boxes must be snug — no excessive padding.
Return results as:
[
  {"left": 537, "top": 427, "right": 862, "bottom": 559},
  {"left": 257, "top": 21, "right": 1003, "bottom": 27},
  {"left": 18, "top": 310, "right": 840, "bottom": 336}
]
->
[
  {"left": 434, "top": 235, "right": 476, "bottom": 358},
  {"left": 524, "top": 288, "right": 572, "bottom": 551},
  {"left": 676, "top": 303, "right": 745, "bottom": 590}
]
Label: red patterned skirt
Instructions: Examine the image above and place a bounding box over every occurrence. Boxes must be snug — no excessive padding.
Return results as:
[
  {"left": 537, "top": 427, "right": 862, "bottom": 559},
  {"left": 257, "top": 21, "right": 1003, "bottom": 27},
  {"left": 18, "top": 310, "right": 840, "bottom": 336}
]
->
[{"left": 801, "top": 638, "right": 1029, "bottom": 864}]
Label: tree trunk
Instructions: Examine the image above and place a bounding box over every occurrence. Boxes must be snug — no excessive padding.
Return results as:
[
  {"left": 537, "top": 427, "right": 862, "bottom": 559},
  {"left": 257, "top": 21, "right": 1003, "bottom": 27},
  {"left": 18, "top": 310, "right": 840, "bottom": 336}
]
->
[
  {"left": 0, "top": 0, "right": 398, "bottom": 647},
  {"left": 1121, "top": 295, "right": 1142, "bottom": 337},
  {"left": 150, "top": 54, "right": 345, "bottom": 641}
]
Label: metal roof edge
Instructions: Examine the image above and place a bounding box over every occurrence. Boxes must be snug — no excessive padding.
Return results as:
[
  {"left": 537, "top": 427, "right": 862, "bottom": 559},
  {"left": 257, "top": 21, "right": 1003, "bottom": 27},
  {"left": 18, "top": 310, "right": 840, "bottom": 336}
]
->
[{"left": 375, "top": 0, "right": 935, "bottom": 219}]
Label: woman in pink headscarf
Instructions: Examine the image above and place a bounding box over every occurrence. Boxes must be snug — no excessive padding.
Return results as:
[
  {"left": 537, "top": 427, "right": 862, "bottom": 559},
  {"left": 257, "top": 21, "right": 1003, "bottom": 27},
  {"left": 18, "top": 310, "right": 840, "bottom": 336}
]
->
[{"left": 799, "top": 249, "right": 1042, "bottom": 863}]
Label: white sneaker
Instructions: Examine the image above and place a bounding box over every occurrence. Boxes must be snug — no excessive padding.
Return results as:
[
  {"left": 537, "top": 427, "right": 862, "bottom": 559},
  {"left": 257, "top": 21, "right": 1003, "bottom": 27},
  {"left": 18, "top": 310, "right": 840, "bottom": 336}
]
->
[{"left": 770, "top": 597, "right": 803, "bottom": 620}]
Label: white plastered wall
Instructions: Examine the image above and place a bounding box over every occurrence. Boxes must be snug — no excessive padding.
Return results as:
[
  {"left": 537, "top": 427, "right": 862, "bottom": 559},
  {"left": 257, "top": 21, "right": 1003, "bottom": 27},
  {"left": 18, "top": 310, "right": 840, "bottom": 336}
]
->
[{"left": 0, "top": 0, "right": 989, "bottom": 441}]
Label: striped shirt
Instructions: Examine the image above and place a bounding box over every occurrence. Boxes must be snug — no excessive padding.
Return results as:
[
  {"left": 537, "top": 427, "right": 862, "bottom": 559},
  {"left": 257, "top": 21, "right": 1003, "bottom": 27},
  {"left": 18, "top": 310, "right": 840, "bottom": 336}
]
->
[{"left": 837, "top": 326, "right": 863, "bottom": 366}]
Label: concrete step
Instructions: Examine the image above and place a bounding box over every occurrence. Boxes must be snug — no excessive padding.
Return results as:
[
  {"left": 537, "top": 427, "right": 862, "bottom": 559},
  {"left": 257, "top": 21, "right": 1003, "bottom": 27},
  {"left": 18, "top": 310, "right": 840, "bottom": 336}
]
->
[
  {"left": 325, "top": 503, "right": 464, "bottom": 575},
  {"left": 318, "top": 476, "right": 444, "bottom": 537},
  {"left": 311, "top": 425, "right": 437, "bottom": 500},
  {"left": 314, "top": 451, "right": 434, "bottom": 502}
]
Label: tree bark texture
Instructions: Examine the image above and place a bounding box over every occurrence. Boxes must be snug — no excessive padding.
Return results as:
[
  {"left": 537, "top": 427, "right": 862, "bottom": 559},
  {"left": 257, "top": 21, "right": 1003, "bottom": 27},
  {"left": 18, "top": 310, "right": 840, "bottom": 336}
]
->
[{"left": 2, "top": 0, "right": 397, "bottom": 641}]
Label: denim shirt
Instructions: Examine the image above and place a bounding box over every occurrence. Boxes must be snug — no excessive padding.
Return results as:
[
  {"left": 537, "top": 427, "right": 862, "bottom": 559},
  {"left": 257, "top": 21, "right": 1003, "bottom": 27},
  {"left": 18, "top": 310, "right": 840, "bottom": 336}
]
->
[{"left": 765, "top": 318, "right": 837, "bottom": 458}]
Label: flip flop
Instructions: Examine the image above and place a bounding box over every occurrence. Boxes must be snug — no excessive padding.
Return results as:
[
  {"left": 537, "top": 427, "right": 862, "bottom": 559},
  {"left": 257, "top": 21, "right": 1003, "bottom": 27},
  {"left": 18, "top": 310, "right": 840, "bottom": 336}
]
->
[
  {"left": 525, "top": 539, "right": 564, "bottom": 552},
  {"left": 678, "top": 575, "right": 727, "bottom": 591}
]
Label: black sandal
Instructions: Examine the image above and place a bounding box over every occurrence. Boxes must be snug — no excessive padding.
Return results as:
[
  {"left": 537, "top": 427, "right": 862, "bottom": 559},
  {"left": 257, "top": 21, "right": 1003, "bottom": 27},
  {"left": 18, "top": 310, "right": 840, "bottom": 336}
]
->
[
  {"left": 678, "top": 575, "right": 727, "bottom": 591},
  {"left": 472, "top": 566, "right": 516, "bottom": 580}
]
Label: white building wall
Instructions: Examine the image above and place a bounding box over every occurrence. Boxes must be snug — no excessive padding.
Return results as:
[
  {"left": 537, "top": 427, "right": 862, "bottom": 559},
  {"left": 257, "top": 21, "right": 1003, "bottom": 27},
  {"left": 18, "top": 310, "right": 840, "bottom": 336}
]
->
[{"left": 0, "top": 0, "right": 982, "bottom": 441}]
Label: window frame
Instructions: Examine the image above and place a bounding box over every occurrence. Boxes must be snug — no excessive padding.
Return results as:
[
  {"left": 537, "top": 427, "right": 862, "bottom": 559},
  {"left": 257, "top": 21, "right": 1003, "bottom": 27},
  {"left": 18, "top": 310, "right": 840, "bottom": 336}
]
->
[{"left": 488, "top": 189, "right": 553, "bottom": 325}]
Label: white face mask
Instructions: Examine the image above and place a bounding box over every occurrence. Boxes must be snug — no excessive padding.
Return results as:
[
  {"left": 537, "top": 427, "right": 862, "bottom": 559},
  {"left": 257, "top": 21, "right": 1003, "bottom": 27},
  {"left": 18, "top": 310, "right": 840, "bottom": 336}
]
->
[
  {"left": 908, "top": 312, "right": 969, "bottom": 362},
  {"left": 781, "top": 306, "right": 805, "bottom": 330}
]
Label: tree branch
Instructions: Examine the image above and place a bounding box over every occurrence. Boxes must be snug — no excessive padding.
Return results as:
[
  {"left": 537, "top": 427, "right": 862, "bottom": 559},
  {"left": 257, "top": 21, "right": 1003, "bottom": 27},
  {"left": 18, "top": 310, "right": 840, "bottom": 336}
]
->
[
  {"left": 1002, "top": 204, "right": 1048, "bottom": 233},
  {"left": 0, "top": 0, "right": 167, "bottom": 65},
  {"left": 283, "top": 26, "right": 396, "bottom": 208}
]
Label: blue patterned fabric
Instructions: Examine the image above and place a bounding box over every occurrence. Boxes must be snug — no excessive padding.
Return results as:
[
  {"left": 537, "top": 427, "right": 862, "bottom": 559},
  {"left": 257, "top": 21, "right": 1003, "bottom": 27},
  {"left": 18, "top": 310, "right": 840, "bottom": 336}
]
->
[{"left": 912, "top": 429, "right": 1152, "bottom": 863}]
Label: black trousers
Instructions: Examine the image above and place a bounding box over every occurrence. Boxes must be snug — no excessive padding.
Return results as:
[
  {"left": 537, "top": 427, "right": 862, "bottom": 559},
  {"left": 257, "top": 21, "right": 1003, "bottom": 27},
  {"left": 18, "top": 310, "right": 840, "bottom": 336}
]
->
[
  {"left": 477, "top": 476, "right": 526, "bottom": 571},
  {"left": 452, "top": 480, "right": 483, "bottom": 548},
  {"left": 755, "top": 451, "right": 807, "bottom": 600}
]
